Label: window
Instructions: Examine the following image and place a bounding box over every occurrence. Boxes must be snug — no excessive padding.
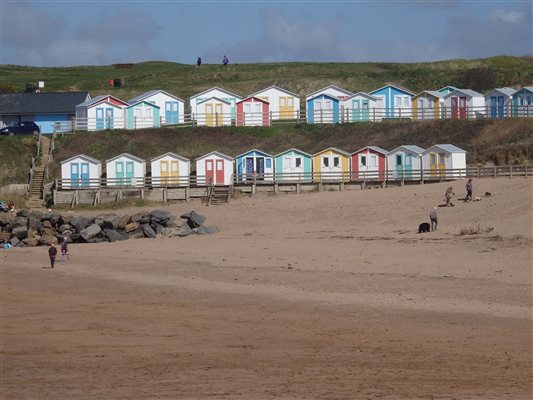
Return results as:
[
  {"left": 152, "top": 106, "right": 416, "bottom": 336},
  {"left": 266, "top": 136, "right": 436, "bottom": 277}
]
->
[
  {"left": 280, "top": 98, "right": 286, "bottom": 107},
  {"left": 216, "top": 161, "right": 223, "bottom": 171},
  {"left": 396, "top": 155, "right": 402, "bottom": 166},
  {"left": 360, "top": 156, "right": 366, "bottom": 167},
  {"left": 314, "top": 100, "right": 322, "bottom": 111},
  {"left": 376, "top": 96, "right": 385, "bottom": 108},
  {"left": 404, "top": 97, "right": 410, "bottom": 107},
  {"left": 134, "top": 108, "right": 142, "bottom": 118},
  {"left": 439, "top": 154, "right": 445, "bottom": 164},
  {"left": 254, "top": 103, "right": 261, "bottom": 113},
  {"left": 324, "top": 100, "right": 332, "bottom": 110},
  {"left": 369, "top": 155, "right": 377, "bottom": 167},
  {"left": 288, "top": 98, "right": 293, "bottom": 107},
  {"left": 265, "top": 159, "right": 271, "bottom": 168},
  {"left": 395, "top": 97, "right": 402, "bottom": 107},
  {"left": 161, "top": 162, "right": 168, "bottom": 172},
  {"left": 333, "top": 157, "right": 340, "bottom": 167},
  {"left": 206, "top": 161, "right": 213, "bottom": 171},
  {"left": 323, "top": 157, "right": 329, "bottom": 167},
  {"left": 295, "top": 157, "right": 301, "bottom": 168},
  {"left": 283, "top": 157, "right": 291, "bottom": 169}
]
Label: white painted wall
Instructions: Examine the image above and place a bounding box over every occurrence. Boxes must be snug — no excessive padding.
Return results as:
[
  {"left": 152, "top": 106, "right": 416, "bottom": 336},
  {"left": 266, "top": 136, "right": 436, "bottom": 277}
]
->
[
  {"left": 195, "top": 100, "right": 232, "bottom": 126},
  {"left": 60, "top": 156, "right": 101, "bottom": 188},
  {"left": 106, "top": 155, "right": 146, "bottom": 187},
  {"left": 150, "top": 155, "right": 190, "bottom": 186},
  {"left": 139, "top": 92, "right": 184, "bottom": 124},
  {"left": 195, "top": 155, "right": 234, "bottom": 185},
  {"left": 251, "top": 87, "right": 300, "bottom": 120}
]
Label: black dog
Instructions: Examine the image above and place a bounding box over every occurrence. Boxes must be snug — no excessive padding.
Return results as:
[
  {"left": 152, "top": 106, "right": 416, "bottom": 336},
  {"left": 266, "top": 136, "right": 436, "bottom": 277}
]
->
[{"left": 418, "top": 222, "right": 431, "bottom": 233}]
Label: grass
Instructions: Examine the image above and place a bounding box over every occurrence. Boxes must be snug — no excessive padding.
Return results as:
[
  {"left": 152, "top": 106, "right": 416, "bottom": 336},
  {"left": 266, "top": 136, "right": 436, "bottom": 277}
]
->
[
  {"left": 0, "top": 136, "right": 38, "bottom": 186},
  {"left": 458, "top": 223, "right": 494, "bottom": 235}
]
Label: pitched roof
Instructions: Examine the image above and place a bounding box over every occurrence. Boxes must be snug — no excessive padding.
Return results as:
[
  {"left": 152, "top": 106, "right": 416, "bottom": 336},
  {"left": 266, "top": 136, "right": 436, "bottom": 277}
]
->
[
  {"left": 249, "top": 85, "right": 300, "bottom": 98},
  {"left": 190, "top": 86, "right": 242, "bottom": 100},
  {"left": 235, "top": 148, "right": 273, "bottom": 159},
  {"left": 484, "top": 87, "right": 516, "bottom": 97},
  {"left": 306, "top": 85, "right": 354, "bottom": 99},
  {"left": 128, "top": 90, "right": 184, "bottom": 104},
  {"left": 342, "top": 92, "right": 380, "bottom": 101},
  {"left": 237, "top": 96, "right": 270, "bottom": 104},
  {"left": 307, "top": 92, "right": 340, "bottom": 102},
  {"left": 106, "top": 153, "right": 145, "bottom": 163},
  {"left": 513, "top": 86, "right": 533, "bottom": 95},
  {"left": 444, "top": 89, "right": 483, "bottom": 99},
  {"left": 423, "top": 144, "right": 466, "bottom": 154},
  {"left": 313, "top": 147, "right": 351, "bottom": 157},
  {"left": 196, "top": 151, "right": 234, "bottom": 161},
  {"left": 413, "top": 90, "right": 445, "bottom": 99},
  {"left": 352, "top": 146, "right": 389, "bottom": 155},
  {"left": 127, "top": 100, "right": 160, "bottom": 109},
  {"left": 388, "top": 145, "right": 425, "bottom": 155},
  {"left": 437, "top": 85, "right": 458, "bottom": 93},
  {"left": 150, "top": 152, "right": 190, "bottom": 162},
  {"left": 274, "top": 148, "right": 312, "bottom": 158},
  {"left": 76, "top": 94, "right": 128, "bottom": 108},
  {"left": 0, "top": 92, "right": 90, "bottom": 115},
  {"left": 196, "top": 96, "right": 232, "bottom": 105},
  {"left": 60, "top": 153, "right": 101, "bottom": 165},
  {"left": 370, "top": 84, "right": 415, "bottom": 96}
]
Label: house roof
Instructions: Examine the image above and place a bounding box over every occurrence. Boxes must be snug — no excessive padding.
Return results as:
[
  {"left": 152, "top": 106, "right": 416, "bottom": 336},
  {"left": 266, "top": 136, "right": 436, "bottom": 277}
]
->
[
  {"left": 196, "top": 96, "right": 232, "bottom": 105},
  {"left": 306, "top": 85, "right": 354, "bottom": 99},
  {"left": 370, "top": 84, "right": 415, "bottom": 96},
  {"left": 249, "top": 85, "right": 300, "bottom": 98},
  {"left": 342, "top": 92, "right": 379, "bottom": 101},
  {"left": 437, "top": 86, "right": 458, "bottom": 93},
  {"left": 352, "top": 146, "right": 389, "bottom": 155},
  {"left": 313, "top": 147, "right": 351, "bottom": 157},
  {"left": 128, "top": 90, "right": 184, "bottom": 104},
  {"left": 150, "top": 152, "right": 190, "bottom": 163},
  {"left": 190, "top": 86, "right": 242, "bottom": 100},
  {"left": 274, "top": 148, "right": 312, "bottom": 158},
  {"left": 484, "top": 87, "right": 516, "bottom": 97},
  {"left": 444, "top": 89, "right": 483, "bottom": 99},
  {"left": 60, "top": 153, "right": 100, "bottom": 165},
  {"left": 196, "top": 151, "right": 234, "bottom": 161},
  {"left": 413, "top": 90, "right": 445, "bottom": 99},
  {"left": 237, "top": 96, "right": 270, "bottom": 105},
  {"left": 127, "top": 100, "right": 160, "bottom": 109},
  {"left": 0, "top": 92, "right": 90, "bottom": 115},
  {"left": 307, "top": 93, "right": 340, "bottom": 102},
  {"left": 422, "top": 144, "right": 466, "bottom": 154},
  {"left": 513, "top": 86, "right": 533, "bottom": 96},
  {"left": 106, "top": 153, "right": 145, "bottom": 163},
  {"left": 76, "top": 94, "right": 128, "bottom": 108},
  {"left": 235, "top": 148, "right": 273, "bottom": 159},
  {"left": 388, "top": 145, "right": 425, "bottom": 155}
]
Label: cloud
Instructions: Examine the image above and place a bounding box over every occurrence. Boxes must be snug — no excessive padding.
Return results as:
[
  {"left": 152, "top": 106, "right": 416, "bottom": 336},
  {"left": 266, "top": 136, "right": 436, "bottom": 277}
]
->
[
  {"left": 491, "top": 9, "right": 524, "bottom": 24},
  {"left": 0, "top": 1, "right": 162, "bottom": 66}
]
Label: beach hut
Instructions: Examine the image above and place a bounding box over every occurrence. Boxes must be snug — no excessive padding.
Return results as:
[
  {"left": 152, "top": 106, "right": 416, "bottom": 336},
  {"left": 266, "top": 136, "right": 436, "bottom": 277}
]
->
[
  {"left": 369, "top": 84, "right": 415, "bottom": 119},
  {"left": 194, "top": 97, "right": 232, "bottom": 127},
  {"left": 128, "top": 90, "right": 185, "bottom": 124},
  {"left": 484, "top": 88, "right": 516, "bottom": 119},
  {"left": 105, "top": 153, "right": 146, "bottom": 187},
  {"left": 274, "top": 148, "right": 312, "bottom": 182},
  {"left": 248, "top": 85, "right": 300, "bottom": 120},
  {"left": 351, "top": 146, "right": 388, "bottom": 181},
  {"left": 75, "top": 95, "right": 128, "bottom": 131},
  {"left": 305, "top": 85, "right": 354, "bottom": 102},
  {"left": 236, "top": 97, "right": 270, "bottom": 126},
  {"left": 235, "top": 149, "right": 274, "bottom": 182},
  {"left": 60, "top": 154, "right": 101, "bottom": 188},
  {"left": 511, "top": 87, "right": 533, "bottom": 117},
  {"left": 443, "top": 89, "right": 485, "bottom": 119},
  {"left": 386, "top": 145, "right": 425, "bottom": 179},
  {"left": 312, "top": 147, "right": 351, "bottom": 181},
  {"left": 412, "top": 91, "right": 445, "bottom": 120},
  {"left": 422, "top": 144, "right": 466, "bottom": 178},
  {"left": 125, "top": 101, "right": 160, "bottom": 129},
  {"left": 150, "top": 152, "right": 190, "bottom": 187},
  {"left": 437, "top": 86, "right": 457, "bottom": 95},
  {"left": 195, "top": 151, "right": 234, "bottom": 186},
  {"left": 189, "top": 87, "right": 242, "bottom": 122},
  {"left": 306, "top": 94, "right": 340, "bottom": 124},
  {"left": 340, "top": 92, "right": 380, "bottom": 122}
]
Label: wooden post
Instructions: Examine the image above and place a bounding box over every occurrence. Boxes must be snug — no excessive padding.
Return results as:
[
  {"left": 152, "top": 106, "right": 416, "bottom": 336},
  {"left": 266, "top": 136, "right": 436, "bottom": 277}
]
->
[
  {"left": 477, "top": 167, "right": 480, "bottom": 179},
  {"left": 274, "top": 183, "right": 278, "bottom": 194},
  {"left": 296, "top": 183, "right": 300, "bottom": 194},
  {"left": 252, "top": 184, "right": 256, "bottom": 196},
  {"left": 493, "top": 166, "right": 497, "bottom": 178},
  {"left": 163, "top": 188, "right": 167, "bottom": 202},
  {"left": 509, "top": 165, "right": 513, "bottom": 179},
  {"left": 340, "top": 181, "right": 344, "bottom": 191},
  {"left": 185, "top": 186, "right": 189, "bottom": 202}
]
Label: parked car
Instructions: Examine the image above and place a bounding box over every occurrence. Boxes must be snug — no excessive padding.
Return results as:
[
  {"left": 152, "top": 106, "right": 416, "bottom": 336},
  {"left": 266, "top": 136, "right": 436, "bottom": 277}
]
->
[{"left": 0, "top": 121, "right": 40, "bottom": 136}]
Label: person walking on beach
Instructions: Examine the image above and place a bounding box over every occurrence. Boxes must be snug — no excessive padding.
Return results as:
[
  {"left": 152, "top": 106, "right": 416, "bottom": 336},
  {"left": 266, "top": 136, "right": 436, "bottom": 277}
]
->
[
  {"left": 48, "top": 243, "right": 57, "bottom": 268},
  {"left": 222, "top": 55, "right": 229, "bottom": 66},
  {"left": 465, "top": 178, "right": 473, "bottom": 202},
  {"left": 445, "top": 186, "right": 455, "bottom": 207},
  {"left": 61, "top": 238, "right": 69, "bottom": 261},
  {"left": 429, "top": 207, "right": 438, "bottom": 231}
]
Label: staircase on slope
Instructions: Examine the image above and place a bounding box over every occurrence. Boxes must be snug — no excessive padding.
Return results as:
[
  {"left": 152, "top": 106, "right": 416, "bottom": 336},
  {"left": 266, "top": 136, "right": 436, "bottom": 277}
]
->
[
  {"left": 26, "top": 135, "right": 51, "bottom": 208},
  {"left": 209, "top": 185, "right": 231, "bottom": 205}
]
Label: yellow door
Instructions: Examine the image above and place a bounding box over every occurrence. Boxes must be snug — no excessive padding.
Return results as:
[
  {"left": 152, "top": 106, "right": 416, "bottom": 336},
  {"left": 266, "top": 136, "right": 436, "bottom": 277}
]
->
[
  {"left": 206, "top": 104, "right": 214, "bottom": 126},
  {"left": 170, "top": 160, "right": 179, "bottom": 185},
  {"left": 160, "top": 161, "right": 169, "bottom": 185},
  {"left": 429, "top": 153, "right": 437, "bottom": 177},
  {"left": 438, "top": 153, "right": 446, "bottom": 177},
  {"left": 215, "top": 104, "right": 223, "bottom": 126},
  {"left": 279, "top": 96, "right": 294, "bottom": 119}
]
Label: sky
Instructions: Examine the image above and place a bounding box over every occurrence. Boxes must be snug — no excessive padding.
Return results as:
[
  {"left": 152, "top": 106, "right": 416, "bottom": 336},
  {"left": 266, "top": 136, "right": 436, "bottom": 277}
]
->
[{"left": 0, "top": 0, "right": 532, "bottom": 67}]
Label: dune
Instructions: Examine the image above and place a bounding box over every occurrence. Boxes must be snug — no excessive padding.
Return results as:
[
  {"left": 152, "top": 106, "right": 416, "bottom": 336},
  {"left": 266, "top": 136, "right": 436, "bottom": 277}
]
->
[{"left": 1, "top": 178, "right": 531, "bottom": 399}]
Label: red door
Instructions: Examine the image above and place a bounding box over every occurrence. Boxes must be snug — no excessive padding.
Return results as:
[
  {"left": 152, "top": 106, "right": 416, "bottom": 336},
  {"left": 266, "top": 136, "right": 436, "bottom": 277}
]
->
[
  {"left": 459, "top": 97, "right": 467, "bottom": 118},
  {"left": 215, "top": 159, "right": 224, "bottom": 184},
  {"left": 451, "top": 97, "right": 458, "bottom": 119},
  {"left": 205, "top": 160, "right": 214, "bottom": 184}
]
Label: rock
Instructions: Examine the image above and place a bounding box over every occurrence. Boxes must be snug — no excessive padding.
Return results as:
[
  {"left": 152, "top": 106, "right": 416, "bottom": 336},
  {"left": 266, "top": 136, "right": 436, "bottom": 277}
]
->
[
  {"left": 104, "top": 228, "right": 129, "bottom": 242},
  {"left": 42, "top": 220, "right": 53, "bottom": 229},
  {"left": 124, "top": 222, "right": 139, "bottom": 233},
  {"left": 80, "top": 224, "right": 102, "bottom": 241},
  {"left": 69, "top": 233, "right": 82, "bottom": 243},
  {"left": 0, "top": 232, "right": 11, "bottom": 242},
  {"left": 40, "top": 227, "right": 56, "bottom": 236},
  {"left": 12, "top": 217, "right": 28, "bottom": 229},
  {"left": 39, "top": 234, "right": 58, "bottom": 246},
  {"left": 9, "top": 237, "right": 20, "bottom": 247},
  {"left": 16, "top": 209, "right": 31, "bottom": 218},
  {"left": 58, "top": 224, "right": 72, "bottom": 234},
  {"left": 160, "top": 227, "right": 175, "bottom": 237},
  {"left": 70, "top": 216, "right": 90, "bottom": 232},
  {"left": 86, "top": 237, "right": 108, "bottom": 244},
  {"left": 151, "top": 222, "right": 164, "bottom": 235},
  {"left": 27, "top": 228, "right": 39, "bottom": 239},
  {"left": 128, "top": 227, "right": 145, "bottom": 239},
  {"left": 195, "top": 226, "right": 218, "bottom": 235},
  {"left": 187, "top": 211, "right": 206, "bottom": 228},
  {"left": 130, "top": 212, "right": 147, "bottom": 223},
  {"left": 12, "top": 225, "right": 28, "bottom": 239},
  {"left": 140, "top": 215, "right": 151, "bottom": 224},
  {"left": 151, "top": 210, "right": 172, "bottom": 224},
  {"left": 44, "top": 211, "right": 62, "bottom": 226},
  {"left": 180, "top": 212, "right": 191, "bottom": 219},
  {"left": 0, "top": 212, "right": 14, "bottom": 226},
  {"left": 143, "top": 224, "right": 157, "bottom": 239},
  {"left": 175, "top": 223, "right": 193, "bottom": 237},
  {"left": 22, "top": 238, "right": 39, "bottom": 247},
  {"left": 117, "top": 215, "right": 130, "bottom": 229},
  {"left": 28, "top": 217, "right": 42, "bottom": 231},
  {"left": 102, "top": 214, "right": 118, "bottom": 229}
]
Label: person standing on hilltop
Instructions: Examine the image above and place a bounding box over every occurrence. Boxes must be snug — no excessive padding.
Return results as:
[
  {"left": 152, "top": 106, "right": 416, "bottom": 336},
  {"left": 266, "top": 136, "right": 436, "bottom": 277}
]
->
[
  {"left": 197, "top": 56, "right": 202, "bottom": 67},
  {"left": 222, "top": 55, "right": 229, "bottom": 66}
]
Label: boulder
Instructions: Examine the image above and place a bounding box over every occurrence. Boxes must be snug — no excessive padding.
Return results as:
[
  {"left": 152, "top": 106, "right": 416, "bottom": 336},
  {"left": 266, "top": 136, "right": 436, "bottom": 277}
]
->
[
  {"left": 22, "top": 237, "right": 39, "bottom": 247},
  {"left": 86, "top": 237, "right": 108, "bottom": 244},
  {"left": 180, "top": 212, "right": 191, "bottom": 220},
  {"left": 27, "top": 228, "right": 39, "bottom": 239},
  {"left": 102, "top": 214, "right": 118, "bottom": 229},
  {"left": 40, "top": 227, "right": 56, "bottom": 237},
  {"left": 160, "top": 227, "right": 175, "bottom": 237},
  {"left": 12, "top": 217, "right": 28, "bottom": 229},
  {"left": 44, "top": 211, "right": 62, "bottom": 226},
  {"left": 70, "top": 216, "right": 90, "bottom": 232},
  {"left": 42, "top": 220, "right": 53, "bottom": 229},
  {"left": 187, "top": 211, "right": 206, "bottom": 228},
  {"left": 129, "top": 227, "right": 145, "bottom": 239},
  {"left": 39, "top": 234, "right": 58, "bottom": 246},
  {"left": 104, "top": 228, "right": 129, "bottom": 242},
  {"left": 151, "top": 222, "right": 164, "bottom": 235},
  {"left": 175, "top": 223, "right": 193, "bottom": 237},
  {"left": 140, "top": 215, "right": 151, "bottom": 224},
  {"left": 9, "top": 237, "right": 20, "bottom": 247},
  {"left": 116, "top": 215, "right": 130, "bottom": 229},
  {"left": 28, "top": 217, "right": 42, "bottom": 231},
  {"left": 195, "top": 226, "right": 219, "bottom": 235},
  {"left": 130, "top": 212, "right": 147, "bottom": 223},
  {"left": 80, "top": 224, "right": 102, "bottom": 241},
  {"left": 0, "top": 232, "right": 11, "bottom": 242},
  {"left": 124, "top": 222, "right": 139, "bottom": 233},
  {"left": 12, "top": 225, "right": 28, "bottom": 239},
  {"left": 143, "top": 224, "right": 157, "bottom": 239},
  {"left": 69, "top": 233, "right": 82, "bottom": 243},
  {"left": 16, "top": 209, "right": 31, "bottom": 218},
  {"left": 151, "top": 210, "right": 172, "bottom": 224},
  {"left": 58, "top": 224, "right": 72, "bottom": 234},
  {"left": 0, "top": 212, "right": 14, "bottom": 226}
]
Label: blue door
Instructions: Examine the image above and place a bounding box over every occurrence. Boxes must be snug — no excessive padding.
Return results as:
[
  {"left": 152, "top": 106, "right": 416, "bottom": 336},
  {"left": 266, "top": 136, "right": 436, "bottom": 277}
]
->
[
  {"left": 490, "top": 97, "right": 497, "bottom": 118},
  {"left": 96, "top": 108, "right": 104, "bottom": 130},
  {"left": 497, "top": 96, "right": 504, "bottom": 118},
  {"left": 81, "top": 162, "right": 89, "bottom": 187},
  {"left": 165, "top": 101, "right": 179, "bottom": 124},
  {"left": 71, "top": 163, "right": 79, "bottom": 187},
  {"left": 245, "top": 157, "right": 254, "bottom": 178},
  {"left": 106, "top": 108, "right": 114, "bottom": 129},
  {"left": 125, "top": 161, "right": 134, "bottom": 185},
  {"left": 256, "top": 157, "right": 265, "bottom": 177}
]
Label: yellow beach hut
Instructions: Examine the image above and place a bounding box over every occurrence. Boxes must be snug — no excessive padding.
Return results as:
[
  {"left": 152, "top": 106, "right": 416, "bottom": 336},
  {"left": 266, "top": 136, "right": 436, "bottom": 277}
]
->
[{"left": 312, "top": 147, "right": 351, "bottom": 182}]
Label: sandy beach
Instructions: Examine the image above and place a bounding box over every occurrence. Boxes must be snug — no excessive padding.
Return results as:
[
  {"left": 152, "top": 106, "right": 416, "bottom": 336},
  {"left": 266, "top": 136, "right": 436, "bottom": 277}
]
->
[{"left": 1, "top": 178, "right": 532, "bottom": 399}]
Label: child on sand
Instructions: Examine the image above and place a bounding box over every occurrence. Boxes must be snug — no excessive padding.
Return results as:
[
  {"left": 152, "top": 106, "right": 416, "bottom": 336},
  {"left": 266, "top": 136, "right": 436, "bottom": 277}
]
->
[
  {"left": 61, "top": 238, "right": 69, "bottom": 261},
  {"left": 48, "top": 243, "right": 57, "bottom": 268}
]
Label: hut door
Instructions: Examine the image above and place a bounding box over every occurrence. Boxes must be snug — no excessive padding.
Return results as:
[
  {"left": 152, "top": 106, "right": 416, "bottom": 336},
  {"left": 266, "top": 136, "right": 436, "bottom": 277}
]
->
[
  {"left": 429, "top": 153, "right": 437, "bottom": 177},
  {"left": 215, "top": 104, "right": 223, "bottom": 126},
  {"left": 490, "top": 97, "right": 497, "bottom": 118},
  {"left": 205, "top": 104, "right": 214, "bottom": 126},
  {"left": 395, "top": 154, "right": 403, "bottom": 177},
  {"left": 125, "top": 161, "right": 134, "bottom": 185},
  {"left": 160, "top": 161, "right": 169, "bottom": 185},
  {"left": 81, "top": 163, "right": 89, "bottom": 187},
  {"left": 96, "top": 108, "right": 104, "bottom": 130},
  {"left": 451, "top": 97, "right": 458, "bottom": 119},
  {"left": 71, "top": 163, "right": 79, "bottom": 187},
  {"left": 245, "top": 157, "right": 254, "bottom": 179},
  {"left": 105, "top": 108, "right": 114, "bottom": 129},
  {"left": 205, "top": 160, "right": 214, "bottom": 184},
  {"left": 438, "top": 153, "right": 446, "bottom": 177},
  {"left": 459, "top": 97, "right": 467, "bottom": 119},
  {"left": 115, "top": 161, "right": 124, "bottom": 185},
  {"left": 361, "top": 100, "right": 369, "bottom": 121},
  {"left": 404, "top": 154, "right": 413, "bottom": 177},
  {"left": 279, "top": 96, "right": 292, "bottom": 119},
  {"left": 497, "top": 96, "right": 504, "bottom": 118},
  {"left": 256, "top": 157, "right": 265, "bottom": 178},
  {"left": 352, "top": 100, "right": 361, "bottom": 121},
  {"left": 215, "top": 159, "right": 224, "bottom": 184},
  {"left": 170, "top": 160, "right": 179, "bottom": 185},
  {"left": 165, "top": 101, "right": 179, "bottom": 124}
]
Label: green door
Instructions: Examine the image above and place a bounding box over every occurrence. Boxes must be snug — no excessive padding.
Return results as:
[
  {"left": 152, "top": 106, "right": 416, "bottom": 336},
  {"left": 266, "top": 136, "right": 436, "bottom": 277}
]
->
[
  {"left": 404, "top": 154, "right": 413, "bottom": 177},
  {"left": 361, "top": 100, "right": 369, "bottom": 121},
  {"left": 115, "top": 161, "right": 124, "bottom": 185},
  {"left": 352, "top": 99, "right": 361, "bottom": 121},
  {"left": 395, "top": 154, "right": 403, "bottom": 178},
  {"left": 125, "top": 161, "right": 134, "bottom": 185}
]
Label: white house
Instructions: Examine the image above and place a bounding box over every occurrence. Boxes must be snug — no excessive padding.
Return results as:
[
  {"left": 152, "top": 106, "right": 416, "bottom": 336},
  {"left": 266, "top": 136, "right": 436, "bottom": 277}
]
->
[
  {"left": 128, "top": 90, "right": 185, "bottom": 125},
  {"left": 340, "top": 92, "right": 380, "bottom": 122},
  {"left": 195, "top": 151, "right": 234, "bottom": 185},
  {"left": 484, "top": 88, "right": 516, "bottom": 119},
  {"left": 105, "top": 153, "right": 146, "bottom": 187},
  {"left": 305, "top": 85, "right": 354, "bottom": 102},
  {"left": 75, "top": 95, "right": 128, "bottom": 131},
  {"left": 194, "top": 97, "right": 233, "bottom": 127},
  {"left": 443, "top": 89, "right": 485, "bottom": 119},
  {"left": 60, "top": 154, "right": 101, "bottom": 189},
  {"left": 422, "top": 144, "right": 467, "bottom": 178},
  {"left": 189, "top": 87, "right": 242, "bottom": 123},
  {"left": 150, "top": 152, "right": 190, "bottom": 187},
  {"left": 248, "top": 85, "right": 301, "bottom": 120},
  {"left": 387, "top": 145, "right": 425, "bottom": 179}
]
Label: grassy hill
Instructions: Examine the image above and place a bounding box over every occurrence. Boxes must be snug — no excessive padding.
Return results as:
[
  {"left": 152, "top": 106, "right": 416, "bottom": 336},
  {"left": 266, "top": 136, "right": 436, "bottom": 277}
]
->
[{"left": 1, "top": 56, "right": 532, "bottom": 100}]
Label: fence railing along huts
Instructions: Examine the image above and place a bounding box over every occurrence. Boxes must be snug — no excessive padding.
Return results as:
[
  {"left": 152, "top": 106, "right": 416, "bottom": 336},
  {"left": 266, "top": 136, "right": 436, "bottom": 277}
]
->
[{"left": 49, "top": 104, "right": 532, "bottom": 134}]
